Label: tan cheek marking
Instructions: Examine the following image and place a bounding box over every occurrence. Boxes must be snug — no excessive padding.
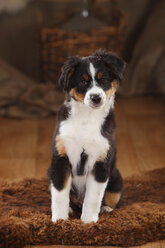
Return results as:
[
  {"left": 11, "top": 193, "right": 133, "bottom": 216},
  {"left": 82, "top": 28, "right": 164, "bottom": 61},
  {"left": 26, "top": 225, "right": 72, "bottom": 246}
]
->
[
  {"left": 104, "top": 192, "right": 121, "bottom": 209},
  {"left": 106, "top": 80, "right": 118, "bottom": 98},
  {"left": 70, "top": 88, "right": 85, "bottom": 103},
  {"left": 83, "top": 73, "right": 89, "bottom": 81},
  {"left": 55, "top": 135, "right": 66, "bottom": 157},
  {"left": 97, "top": 71, "right": 103, "bottom": 80}
]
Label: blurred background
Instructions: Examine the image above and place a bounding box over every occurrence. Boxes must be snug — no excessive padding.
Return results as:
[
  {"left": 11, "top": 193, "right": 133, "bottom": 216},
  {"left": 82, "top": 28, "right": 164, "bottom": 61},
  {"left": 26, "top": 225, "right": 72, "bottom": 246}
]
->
[
  {"left": 0, "top": 0, "right": 164, "bottom": 183},
  {"left": 0, "top": 0, "right": 165, "bottom": 118}
]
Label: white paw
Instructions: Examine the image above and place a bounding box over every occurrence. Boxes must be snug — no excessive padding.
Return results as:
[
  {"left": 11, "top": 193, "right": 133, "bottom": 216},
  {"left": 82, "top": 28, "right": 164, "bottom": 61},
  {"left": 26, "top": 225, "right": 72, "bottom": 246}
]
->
[
  {"left": 101, "top": 206, "right": 113, "bottom": 213},
  {"left": 52, "top": 214, "right": 68, "bottom": 222},
  {"left": 81, "top": 213, "right": 99, "bottom": 223}
]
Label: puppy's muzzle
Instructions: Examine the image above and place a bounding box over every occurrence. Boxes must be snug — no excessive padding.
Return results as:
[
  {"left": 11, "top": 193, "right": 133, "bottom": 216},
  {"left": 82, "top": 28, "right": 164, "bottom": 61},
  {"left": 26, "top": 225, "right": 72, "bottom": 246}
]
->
[{"left": 84, "top": 87, "right": 106, "bottom": 108}]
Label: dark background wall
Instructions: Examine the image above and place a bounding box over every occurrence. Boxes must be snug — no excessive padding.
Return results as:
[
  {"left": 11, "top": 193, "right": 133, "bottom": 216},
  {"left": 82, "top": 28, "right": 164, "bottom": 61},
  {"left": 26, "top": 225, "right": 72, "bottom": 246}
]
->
[
  {"left": 0, "top": 0, "right": 164, "bottom": 96},
  {"left": 0, "top": 0, "right": 148, "bottom": 81}
]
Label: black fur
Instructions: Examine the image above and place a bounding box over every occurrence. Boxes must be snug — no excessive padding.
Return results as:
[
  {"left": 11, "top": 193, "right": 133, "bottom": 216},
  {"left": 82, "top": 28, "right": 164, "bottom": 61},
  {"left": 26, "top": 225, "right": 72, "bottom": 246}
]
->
[
  {"left": 58, "top": 55, "right": 81, "bottom": 91},
  {"left": 94, "top": 49, "right": 126, "bottom": 81},
  {"left": 48, "top": 155, "right": 71, "bottom": 191},
  {"left": 77, "top": 150, "right": 88, "bottom": 176},
  {"left": 93, "top": 161, "right": 108, "bottom": 183},
  {"left": 107, "top": 168, "right": 123, "bottom": 193}
]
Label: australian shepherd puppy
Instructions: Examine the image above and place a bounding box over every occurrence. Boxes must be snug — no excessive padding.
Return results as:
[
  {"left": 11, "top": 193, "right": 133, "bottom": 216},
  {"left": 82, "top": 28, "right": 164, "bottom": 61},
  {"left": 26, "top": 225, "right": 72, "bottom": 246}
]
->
[{"left": 48, "top": 50, "right": 126, "bottom": 223}]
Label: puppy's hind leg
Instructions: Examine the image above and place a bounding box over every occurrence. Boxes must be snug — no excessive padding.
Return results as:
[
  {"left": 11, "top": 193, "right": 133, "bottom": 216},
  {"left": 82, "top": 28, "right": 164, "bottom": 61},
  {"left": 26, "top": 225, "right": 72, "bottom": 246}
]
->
[{"left": 102, "top": 168, "right": 123, "bottom": 212}]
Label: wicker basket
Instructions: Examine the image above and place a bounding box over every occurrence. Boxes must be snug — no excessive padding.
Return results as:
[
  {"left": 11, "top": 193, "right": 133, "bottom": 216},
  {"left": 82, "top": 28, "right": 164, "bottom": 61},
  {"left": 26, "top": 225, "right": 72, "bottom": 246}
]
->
[{"left": 39, "top": 6, "right": 126, "bottom": 83}]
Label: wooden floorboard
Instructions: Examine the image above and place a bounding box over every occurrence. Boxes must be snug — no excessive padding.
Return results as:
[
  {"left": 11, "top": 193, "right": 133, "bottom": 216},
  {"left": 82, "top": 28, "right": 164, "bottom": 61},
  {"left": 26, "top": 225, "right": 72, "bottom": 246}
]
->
[{"left": 0, "top": 96, "right": 164, "bottom": 248}]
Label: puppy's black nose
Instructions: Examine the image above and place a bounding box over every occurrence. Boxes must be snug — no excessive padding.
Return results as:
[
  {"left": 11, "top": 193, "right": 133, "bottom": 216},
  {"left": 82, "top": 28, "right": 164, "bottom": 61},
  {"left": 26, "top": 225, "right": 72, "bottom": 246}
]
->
[{"left": 90, "top": 94, "right": 101, "bottom": 104}]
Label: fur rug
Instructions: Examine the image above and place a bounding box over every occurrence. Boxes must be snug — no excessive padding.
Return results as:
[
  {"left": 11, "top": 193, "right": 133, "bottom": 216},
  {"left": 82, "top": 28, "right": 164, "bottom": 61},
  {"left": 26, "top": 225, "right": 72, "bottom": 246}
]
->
[{"left": 0, "top": 168, "right": 165, "bottom": 248}]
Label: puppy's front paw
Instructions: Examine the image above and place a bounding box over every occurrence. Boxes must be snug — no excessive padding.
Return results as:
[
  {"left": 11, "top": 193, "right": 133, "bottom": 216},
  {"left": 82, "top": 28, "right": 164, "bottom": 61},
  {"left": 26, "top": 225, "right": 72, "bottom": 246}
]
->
[
  {"left": 81, "top": 213, "right": 99, "bottom": 223},
  {"left": 52, "top": 215, "right": 58, "bottom": 223},
  {"left": 52, "top": 214, "right": 68, "bottom": 223}
]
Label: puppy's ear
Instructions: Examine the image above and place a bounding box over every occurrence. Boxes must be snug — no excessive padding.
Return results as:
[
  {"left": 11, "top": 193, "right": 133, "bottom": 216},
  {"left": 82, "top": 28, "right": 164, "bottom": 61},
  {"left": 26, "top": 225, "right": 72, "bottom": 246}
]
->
[
  {"left": 59, "top": 55, "right": 81, "bottom": 91},
  {"left": 94, "top": 50, "right": 126, "bottom": 82}
]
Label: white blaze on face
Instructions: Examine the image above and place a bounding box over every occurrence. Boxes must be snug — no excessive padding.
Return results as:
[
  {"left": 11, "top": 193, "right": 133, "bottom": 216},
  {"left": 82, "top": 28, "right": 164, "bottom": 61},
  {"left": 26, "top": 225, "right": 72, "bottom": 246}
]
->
[
  {"left": 84, "top": 63, "right": 106, "bottom": 108},
  {"left": 89, "top": 62, "right": 96, "bottom": 83}
]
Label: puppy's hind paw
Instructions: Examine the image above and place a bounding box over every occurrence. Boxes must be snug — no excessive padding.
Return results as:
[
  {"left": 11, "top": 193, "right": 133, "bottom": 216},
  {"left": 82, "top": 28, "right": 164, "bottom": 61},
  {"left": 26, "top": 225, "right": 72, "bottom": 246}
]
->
[
  {"left": 101, "top": 206, "right": 113, "bottom": 213},
  {"left": 69, "top": 207, "right": 74, "bottom": 214}
]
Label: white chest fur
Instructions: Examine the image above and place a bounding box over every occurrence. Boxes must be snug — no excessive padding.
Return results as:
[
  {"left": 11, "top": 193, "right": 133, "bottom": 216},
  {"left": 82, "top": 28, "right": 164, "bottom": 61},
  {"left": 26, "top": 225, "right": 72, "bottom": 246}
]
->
[{"left": 59, "top": 99, "right": 112, "bottom": 176}]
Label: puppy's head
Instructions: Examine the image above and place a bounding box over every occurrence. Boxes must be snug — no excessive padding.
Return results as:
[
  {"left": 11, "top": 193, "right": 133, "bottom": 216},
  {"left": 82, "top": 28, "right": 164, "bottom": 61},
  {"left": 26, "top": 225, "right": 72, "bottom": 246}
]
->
[{"left": 59, "top": 50, "right": 126, "bottom": 109}]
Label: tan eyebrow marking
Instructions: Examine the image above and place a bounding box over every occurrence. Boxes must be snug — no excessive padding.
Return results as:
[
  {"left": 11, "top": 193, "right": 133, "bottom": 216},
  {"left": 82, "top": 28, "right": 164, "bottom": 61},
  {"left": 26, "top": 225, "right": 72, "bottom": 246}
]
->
[
  {"left": 83, "top": 73, "right": 89, "bottom": 81},
  {"left": 97, "top": 71, "right": 103, "bottom": 80}
]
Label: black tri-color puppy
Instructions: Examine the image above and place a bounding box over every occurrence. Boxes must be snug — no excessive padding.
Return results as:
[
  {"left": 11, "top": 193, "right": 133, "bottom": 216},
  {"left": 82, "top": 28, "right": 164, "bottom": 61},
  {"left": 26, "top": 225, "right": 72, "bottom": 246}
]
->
[{"left": 48, "top": 50, "right": 126, "bottom": 223}]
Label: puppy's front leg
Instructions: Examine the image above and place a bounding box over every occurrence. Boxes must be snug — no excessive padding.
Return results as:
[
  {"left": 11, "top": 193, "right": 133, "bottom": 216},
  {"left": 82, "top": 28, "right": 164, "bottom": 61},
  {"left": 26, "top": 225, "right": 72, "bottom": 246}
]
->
[
  {"left": 81, "top": 161, "right": 108, "bottom": 223},
  {"left": 49, "top": 156, "right": 71, "bottom": 222}
]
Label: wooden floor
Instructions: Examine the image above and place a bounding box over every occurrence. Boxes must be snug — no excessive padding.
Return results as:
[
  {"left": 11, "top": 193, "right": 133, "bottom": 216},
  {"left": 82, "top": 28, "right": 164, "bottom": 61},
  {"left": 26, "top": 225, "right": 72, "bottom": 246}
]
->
[{"left": 0, "top": 96, "right": 165, "bottom": 248}]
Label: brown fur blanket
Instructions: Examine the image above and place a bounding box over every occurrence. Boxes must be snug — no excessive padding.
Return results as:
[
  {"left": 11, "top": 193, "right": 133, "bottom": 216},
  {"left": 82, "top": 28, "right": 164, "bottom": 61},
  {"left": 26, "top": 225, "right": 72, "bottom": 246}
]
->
[{"left": 0, "top": 167, "right": 165, "bottom": 247}]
